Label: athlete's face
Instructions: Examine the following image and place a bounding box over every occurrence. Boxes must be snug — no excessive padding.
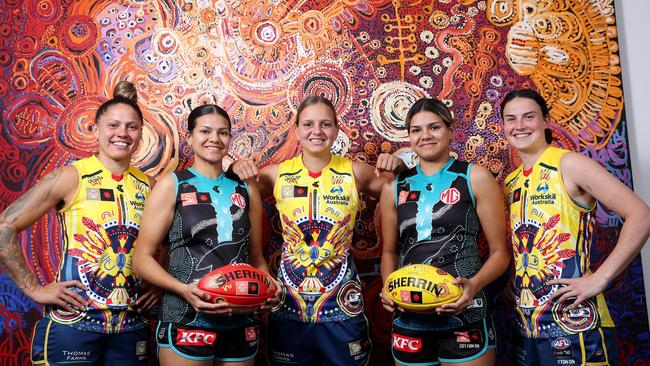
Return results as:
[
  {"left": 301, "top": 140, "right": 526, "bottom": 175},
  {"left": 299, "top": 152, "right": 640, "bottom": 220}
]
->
[
  {"left": 296, "top": 103, "right": 339, "bottom": 156},
  {"left": 187, "top": 113, "right": 231, "bottom": 164},
  {"left": 408, "top": 111, "right": 453, "bottom": 162},
  {"left": 94, "top": 103, "right": 142, "bottom": 163},
  {"left": 502, "top": 97, "right": 548, "bottom": 154}
]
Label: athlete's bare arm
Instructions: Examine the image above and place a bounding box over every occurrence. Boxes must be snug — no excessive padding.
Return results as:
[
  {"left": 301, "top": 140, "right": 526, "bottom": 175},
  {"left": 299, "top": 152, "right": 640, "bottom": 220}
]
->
[
  {"left": 0, "top": 166, "right": 87, "bottom": 310},
  {"left": 133, "top": 174, "right": 232, "bottom": 315},
  {"left": 230, "top": 159, "right": 278, "bottom": 199},
  {"left": 438, "top": 165, "right": 510, "bottom": 315},
  {"left": 379, "top": 179, "right": 400, "bottom": 313},
  {"left": 549, "top": 152, "right": 650, "bottom": 306}
]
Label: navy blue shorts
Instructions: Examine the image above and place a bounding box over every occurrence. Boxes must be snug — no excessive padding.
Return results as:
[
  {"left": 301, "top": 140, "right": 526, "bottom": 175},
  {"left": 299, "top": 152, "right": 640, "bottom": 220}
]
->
[
  {"left": 392, "top": 318, "right": 496, "bottom": 365},
  {"left": 156, "top": 321, "right": 259, "bottom": 362},
  {"left": 267, "top": 315, "right": 371, "bottom": 365},
  {"left": 31, "top": 318, "right": 149, "bottom": 366},
  {"left": 514, "top": 326, "right": 618, "bottom": 366}
]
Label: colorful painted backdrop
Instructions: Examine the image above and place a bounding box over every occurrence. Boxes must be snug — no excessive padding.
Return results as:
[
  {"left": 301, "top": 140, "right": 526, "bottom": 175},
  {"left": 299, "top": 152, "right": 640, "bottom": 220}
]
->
[{"left": 0, "top": 0, "right": 647, "bottom": 364}]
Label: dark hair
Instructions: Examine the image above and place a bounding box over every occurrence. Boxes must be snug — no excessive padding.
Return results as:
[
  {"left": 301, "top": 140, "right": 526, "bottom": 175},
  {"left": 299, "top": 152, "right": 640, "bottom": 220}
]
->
[
  {"left": 95, "top": 80, "right": 143, "bottom": 123},
  {"left": 295, "top": 96, "right": 338, "bottom": 125},
  {"left": 500, "top": 89, "right": 553, "bottom": 144},
  {"left": 404, "top": 98, "right": 454, "bottom": 130},
  {"left": 187, "top": 104, "right": 231, "bottom": 132}
]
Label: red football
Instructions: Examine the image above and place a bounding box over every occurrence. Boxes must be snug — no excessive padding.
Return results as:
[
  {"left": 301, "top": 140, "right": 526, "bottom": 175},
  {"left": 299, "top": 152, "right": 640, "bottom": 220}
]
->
[{"left": 197, "top": 263, "right": 276, "bottom": 306}]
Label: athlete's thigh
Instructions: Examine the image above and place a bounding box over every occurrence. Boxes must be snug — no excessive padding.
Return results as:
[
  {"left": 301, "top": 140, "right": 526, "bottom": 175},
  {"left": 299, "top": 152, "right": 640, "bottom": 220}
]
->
[
  {"left": 266, "top": 317, "right": 318, "bottom": 365},
  {"left": 31, "top": 319, "right": 104, "bottom": 366},
  {"left": 159, "top": 347, "right": 213, "bottom": 366},
  {"left": 103, "top": 326, "right": 150, "bottom": 366},
  {"left": 441, "top": 348, "right": 495, "bottom": 366},
  {"left": 318, "top": 315, "right": 371, "bottom": 366}
]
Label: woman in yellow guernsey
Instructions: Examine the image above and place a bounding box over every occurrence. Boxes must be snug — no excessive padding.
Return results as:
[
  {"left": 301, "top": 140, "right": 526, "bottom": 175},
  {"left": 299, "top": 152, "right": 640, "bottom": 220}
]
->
[
  {"left": 500, "top": 89, "right": 650, "bottom": 366},
  {"left": 0, "top": 81, "right": 158, "bottom": 365},
  {"left": 230, "top": 96, "right": 406, "bottom": 365}
]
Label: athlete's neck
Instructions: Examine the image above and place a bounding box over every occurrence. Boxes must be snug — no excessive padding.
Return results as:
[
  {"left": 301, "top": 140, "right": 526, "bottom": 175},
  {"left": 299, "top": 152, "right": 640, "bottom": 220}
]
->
[
  {"left": 301, "top": 151, "right": 332, "bottom": 173},
  {"left": 192, "top": 159, "right": 224, "bottom": 179},
  {"left": 96, "top": 153, "right": 130, "bottom": 175},
  {"left": 419, "top": 155, "right": 452, "bottom": 176},
  {"left": 517, "top": 144, "right": 550, "bottom": 170}
]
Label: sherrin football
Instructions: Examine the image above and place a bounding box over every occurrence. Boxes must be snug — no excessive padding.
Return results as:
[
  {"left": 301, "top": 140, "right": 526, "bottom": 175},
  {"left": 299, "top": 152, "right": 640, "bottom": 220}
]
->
[
  {"left": 385, "top": 264, "right": 463, "bottom": 311},
  {"left": 197, "top": 263, "right": 276, "bottom": 306}
]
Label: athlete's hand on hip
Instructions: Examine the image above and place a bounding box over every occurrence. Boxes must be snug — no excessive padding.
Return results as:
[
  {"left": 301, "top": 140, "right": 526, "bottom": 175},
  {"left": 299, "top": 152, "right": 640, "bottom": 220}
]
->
[
  {"left": 230, "top": 159, "right": 259, "bottom": 181},
  {"left": 375, "top": 153, "right": 406, "bottom": 177},
  {"left": 183, "top": 283, "right": 233, "bottom": 316},
  {"left": 436, "top": 277, "right": 476, "bottom": 315},
  {"left": 132, "top": 285, "right": 161, "bottom": 313},
  {"left": 547, "top": 273, "right": 608, "bottom": 308},
  {"left": 27, "top": 280, "right": 88, "bottom": 312}
]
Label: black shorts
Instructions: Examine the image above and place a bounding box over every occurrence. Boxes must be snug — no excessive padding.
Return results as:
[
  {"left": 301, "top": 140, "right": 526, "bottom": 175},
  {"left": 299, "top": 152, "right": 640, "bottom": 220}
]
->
[
  {"left": 392, "top": 318, "right": 496, "bottom": 364},
  {"left": 156, "top": 321, "right": 258, "bottom": 362}
]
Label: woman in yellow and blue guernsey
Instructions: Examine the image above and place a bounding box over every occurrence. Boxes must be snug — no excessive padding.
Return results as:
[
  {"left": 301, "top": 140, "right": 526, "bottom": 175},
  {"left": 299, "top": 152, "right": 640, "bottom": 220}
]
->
[
  {"left": 379, "top": 98, "right": 510, "bottom": 366},
  {"left": 230, "top": 95, "right": 406, "bottom": 365},
  {"left": 500, "top": 89, "right": 650, "bottom": 366},
  {"left": 133, "top": 104, "right": 280, "bottom": 366},
  {"left": 0, "top": 81, "right": 158, "bottom": 365}
]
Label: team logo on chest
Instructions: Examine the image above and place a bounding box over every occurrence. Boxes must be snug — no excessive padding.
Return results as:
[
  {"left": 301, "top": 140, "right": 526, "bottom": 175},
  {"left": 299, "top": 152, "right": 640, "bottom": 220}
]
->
[{"left": 231, "top": 193, "right": 246, "bottom": 208}]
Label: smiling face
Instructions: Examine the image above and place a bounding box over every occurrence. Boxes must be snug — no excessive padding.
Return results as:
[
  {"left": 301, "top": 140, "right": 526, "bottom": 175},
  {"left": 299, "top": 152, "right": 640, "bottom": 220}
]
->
[
  {"left": 296, "top": 102, "right": 339, "bottom": 156},
  {"left": 502, "top": 97, "right": 549, "bottom": 154},
  {"left": 408, "top": 110, "right": 453, "bottom": 163},
  {"left": 187, "top": 112, "right": 231, "bottom": 165},
  {"left": 94, "top": 103, "right": 143, "bottom": 163}
]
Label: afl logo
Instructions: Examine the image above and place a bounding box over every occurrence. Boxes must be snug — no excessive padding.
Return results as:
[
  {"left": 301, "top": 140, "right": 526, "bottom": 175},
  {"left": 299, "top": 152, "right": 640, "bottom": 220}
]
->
[
  {"left": 440, "top": 188, "right": 460, "bottom": 205},
  {"left": 551, "top": 337, "right": 570, "bottom": 350},
  {"left": 231, "top": 193, "right": 246, "bottom": 208}
]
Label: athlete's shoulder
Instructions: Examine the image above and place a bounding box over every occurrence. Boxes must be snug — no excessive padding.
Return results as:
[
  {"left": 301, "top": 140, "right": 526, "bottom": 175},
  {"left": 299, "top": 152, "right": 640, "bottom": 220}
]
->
[
  {"left": 174, "top": 168, "right": 196, "bottom": 183},
  {"left": 447, "top": 158, "right": 471, "bottom": 174}
]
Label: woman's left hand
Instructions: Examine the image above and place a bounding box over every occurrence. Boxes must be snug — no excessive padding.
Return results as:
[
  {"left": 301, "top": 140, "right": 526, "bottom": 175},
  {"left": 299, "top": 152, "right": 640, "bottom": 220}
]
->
[
  {"left": 258, "top": 279, "right": 283, "bottom": 312},
  {"left": 547, "top": 273, "right": 608, "bottom": 308},
  {"left": 436, "top": 277, "right": 477, "bottom": 315}
]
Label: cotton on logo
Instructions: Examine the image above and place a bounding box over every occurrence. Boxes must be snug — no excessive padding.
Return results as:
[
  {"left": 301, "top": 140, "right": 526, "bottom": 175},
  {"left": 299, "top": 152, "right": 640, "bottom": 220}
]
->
[
  {"left": 440, "top": 188, "right": 460, "bottom": 205},
  {"left": 176, "top": 329, "right": 217, "bottom": 346},
  {"left": 392, "top": 334, "right": 422, "bottom": 353},
  {"left": 231, "top": 193, "right": 246, "bottom": 208}
]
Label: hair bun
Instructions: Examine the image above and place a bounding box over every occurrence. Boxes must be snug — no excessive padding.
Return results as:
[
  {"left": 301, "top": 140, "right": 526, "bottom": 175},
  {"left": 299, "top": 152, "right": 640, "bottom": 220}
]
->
[{"left": 113, "top": 80, "right": 137, "bottom": 101}]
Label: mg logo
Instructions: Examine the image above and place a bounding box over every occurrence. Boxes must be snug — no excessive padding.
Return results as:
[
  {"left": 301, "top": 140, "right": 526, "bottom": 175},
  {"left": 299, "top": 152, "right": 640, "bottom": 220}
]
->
[
  {"left": 231, "top": 193, "right": 246, "bottom": 208},
  {"left": 392, "top": 334, "right": 422, "bottom": 353},
  {"left": 440, "top": 187, "right": 460, "bottom": 205},
  {"left": 176, "top": 329, "right": 217, "bottom": 346}
]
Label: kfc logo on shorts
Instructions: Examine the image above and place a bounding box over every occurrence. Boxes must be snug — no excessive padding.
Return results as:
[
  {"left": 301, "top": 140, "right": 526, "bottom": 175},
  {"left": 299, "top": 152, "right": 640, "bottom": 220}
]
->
[
  {"left": 392, "top": 334, "right": 422, "bottom": 353},
  {"left": 176, "top": 329, "right": 217, "bottom": 346},
  {"left": 440, "top": 188, "right": 460, "bottom": 205},
  {"left": 231, "top": 193, "right": 246, "bottom": 208}
]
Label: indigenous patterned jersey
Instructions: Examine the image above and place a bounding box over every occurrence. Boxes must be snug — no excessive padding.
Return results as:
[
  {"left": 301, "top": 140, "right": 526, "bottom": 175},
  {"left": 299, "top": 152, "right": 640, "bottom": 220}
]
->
[
  {"left": 393, "top": 158, "right": 487, "bottom": 330},
  {"left": 161, "top": 168, "right": 253, "bottom": 328},
  {"left": 49, "top": 155, "right": 151, "bottom": 333},
  {"left": 272, "top": 155, "right": 363, "bottom": 323},
  {"left": 505, "top": 146, "right": 614, "bottom": 338}
]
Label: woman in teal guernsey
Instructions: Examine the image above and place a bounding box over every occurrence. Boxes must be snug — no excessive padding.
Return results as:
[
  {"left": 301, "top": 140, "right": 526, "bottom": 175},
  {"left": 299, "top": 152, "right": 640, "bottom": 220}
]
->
[
  {"left": 380, "top": 98, "right": 510, "bottom": 366},
  {"left": 133, "top": 104, "right": 279, "bottom": 366},
  {"left": 501, "top": 89, "right": 650, "bottom": 366},
  {"left": 229, "top": 96, "right": 406, "bottom": 365},
  {"left": 0, "top": 81, "right": 158, "bottom": 365}
]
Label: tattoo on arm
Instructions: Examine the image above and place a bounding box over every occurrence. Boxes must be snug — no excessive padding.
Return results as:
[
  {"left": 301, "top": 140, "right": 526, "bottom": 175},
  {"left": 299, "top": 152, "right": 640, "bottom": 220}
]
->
[{"left": 0, "top": 170, "right": 62, "bottom": 291}]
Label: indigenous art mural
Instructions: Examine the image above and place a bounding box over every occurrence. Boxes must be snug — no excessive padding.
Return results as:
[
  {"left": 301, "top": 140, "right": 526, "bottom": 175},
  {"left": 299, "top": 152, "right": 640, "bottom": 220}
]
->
[{"left": 0, "top": 0, "right": 646, "bottom": 364}]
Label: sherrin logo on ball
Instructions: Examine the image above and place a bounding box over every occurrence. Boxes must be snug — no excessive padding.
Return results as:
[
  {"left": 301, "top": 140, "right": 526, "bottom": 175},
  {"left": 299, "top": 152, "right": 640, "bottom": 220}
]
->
[
  {"left": 197, "top": 263, "right": 276, "bottom": 307},
  {"left": 385, "top": 264, "right": 463, "bottom": 311}
]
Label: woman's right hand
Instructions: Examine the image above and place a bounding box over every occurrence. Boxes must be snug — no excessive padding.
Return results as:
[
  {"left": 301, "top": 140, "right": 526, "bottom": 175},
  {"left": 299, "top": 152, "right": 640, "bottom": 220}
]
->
[
  {"left": 182, "top": 283, "right": 233, "bottom": 316},
  {"left": 230, "top": 159, "right": 259, "bottom": 181},
  {"left": 380, "top": 287, "right": 402, "bottom": 313}
]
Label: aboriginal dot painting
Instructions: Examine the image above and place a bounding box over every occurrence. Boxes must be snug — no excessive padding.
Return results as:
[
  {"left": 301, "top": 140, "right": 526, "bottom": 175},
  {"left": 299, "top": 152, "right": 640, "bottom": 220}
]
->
[{"left": 0, "top": 0, "right": 647, "bottom": 364}]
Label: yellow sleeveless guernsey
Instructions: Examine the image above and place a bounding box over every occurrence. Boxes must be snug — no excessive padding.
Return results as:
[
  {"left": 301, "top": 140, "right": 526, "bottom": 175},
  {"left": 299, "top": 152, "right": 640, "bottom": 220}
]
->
[
  {"left": 48, "top": 155, "right": 151, "bottom": 333},
  {"left": 272, "top": 154, "right": 364, "bottom": 323},
  {"left": 504, "top": 146, "right": 613, "bottom": 338}
]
